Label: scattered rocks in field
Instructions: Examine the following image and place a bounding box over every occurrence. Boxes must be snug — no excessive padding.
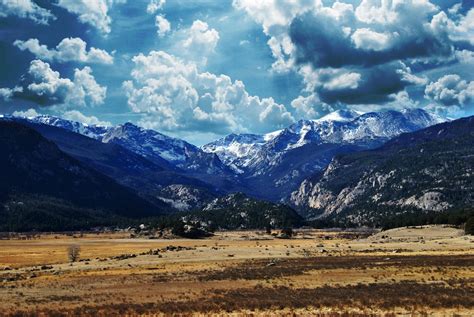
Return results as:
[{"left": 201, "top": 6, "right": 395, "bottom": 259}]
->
[
  {"left": 112, "top": 254, "right": 137, "bottom": 261},
  {"left": 40, "top": 265, "right": 53, "bottom": 270}
]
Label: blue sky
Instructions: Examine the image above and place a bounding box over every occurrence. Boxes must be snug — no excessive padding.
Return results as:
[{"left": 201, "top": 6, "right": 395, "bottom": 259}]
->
[{"left": 0, "top": 0, "right": 473, "bottom": 144}]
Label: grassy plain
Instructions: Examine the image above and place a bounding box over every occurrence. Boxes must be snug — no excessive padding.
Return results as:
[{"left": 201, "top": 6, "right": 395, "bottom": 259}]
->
[{"left": 0, "top": 226, "right": 472, "bottom": 316}]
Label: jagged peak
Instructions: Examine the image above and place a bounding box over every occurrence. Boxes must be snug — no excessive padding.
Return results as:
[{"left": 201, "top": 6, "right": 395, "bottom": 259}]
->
[{"left": 315, "top": 109, "right": 363, "bottom": 122}]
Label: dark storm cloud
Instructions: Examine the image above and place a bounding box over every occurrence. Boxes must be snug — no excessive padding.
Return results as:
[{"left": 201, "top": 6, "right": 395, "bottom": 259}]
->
[{"left": 289, "top": 12, "right": 453, "bottom": 69}]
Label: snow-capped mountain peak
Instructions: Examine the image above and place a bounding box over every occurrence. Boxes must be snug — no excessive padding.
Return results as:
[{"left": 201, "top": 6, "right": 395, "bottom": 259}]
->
[
  {"left": 8, "top": 114, "right": 230, "bottom": 175},
  {"left": 102, "top": 122, "right": 198, "bottom": 164},
  {"left": 24, "top": 115, "right": 109, "bottom": 139},
  {"left": 202, "top": 108, "right": 444, "bottom": 175},
  {"left": 315, "top": 109, "right": 363, "bottom": 122}
]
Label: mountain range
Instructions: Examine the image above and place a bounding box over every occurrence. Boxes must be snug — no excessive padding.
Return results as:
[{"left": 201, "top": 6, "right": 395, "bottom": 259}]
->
[
  {"left": 203, "top": 109, "right": 443, "bottom": 200},
  {"left": 9, "top": 108, "right": 443, "bottom": 202},
  {"left": 2, "top": 108, "right": 469, "bottom": 231}
]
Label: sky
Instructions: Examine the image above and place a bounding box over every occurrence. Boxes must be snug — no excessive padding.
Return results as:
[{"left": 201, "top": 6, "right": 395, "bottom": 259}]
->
[{"left": 0, "top": 0, "right": 473, "bottom": 145}]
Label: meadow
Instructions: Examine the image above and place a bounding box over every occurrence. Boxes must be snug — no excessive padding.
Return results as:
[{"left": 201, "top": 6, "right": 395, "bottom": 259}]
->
[{"left": 0, "top": 226, "right": 472, "bottom": 316}]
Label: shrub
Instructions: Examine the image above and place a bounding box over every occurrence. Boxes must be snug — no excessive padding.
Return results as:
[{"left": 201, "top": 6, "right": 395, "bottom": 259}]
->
[{"left": 68, "top": 244, "right": 81, "bottom": 263}]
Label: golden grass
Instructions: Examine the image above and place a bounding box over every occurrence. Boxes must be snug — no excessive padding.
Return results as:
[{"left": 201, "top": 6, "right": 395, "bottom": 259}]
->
[{"left": 0, "top": 226, "right": 472, "bottom": 316}]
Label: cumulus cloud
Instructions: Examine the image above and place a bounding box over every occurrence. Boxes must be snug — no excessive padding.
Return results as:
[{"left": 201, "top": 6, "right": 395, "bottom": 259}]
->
[
  {"left": 425, "top": 74, "right": 474, "bottom": 107},
  {"left": 123, "top": 51, "right": 294, "bottom": 136},
  {"left": 23, "top": 59, "right": 106, "bottom": 108},
  {"left": 0, "top": 86, "right": 23, "bottom": 101},
  {"left": 455, "top": 49, "right": 474, "bottom": 64},
  {"left": 12, "top": 108, "right": 40, "bottom": 118},
  {"left": 180, "top": 20, "right": 219, "bottom": 65},
  {"left": 56, "top": 0, "right": 126, "bottom": 34},
  {"left": 14, "top": 37, "right": 114, "bottom": 64},
  {"left": 62, "top": 110, "right": 111, "bottom": 126},
  {"left": 233, "top": 0, "right": 318, "bottom": 72},
  {"left": 431, "top": 8, "right": 474, "bottom": 46},
  {"left": 0, "top": 0, "right": 55, "bottom": 24},
  {"left": 290, "top": 94, "right": 338, "bottom": 119},
  {"left": 147, "top": 0, "right": 165, "bottom": 14},
  {"left": 234, "top": 0, "right": 472, "bottom": 108},
  {"left": 155, "top": 15, "right": 170, "bottom": 37},
  {"left": 351, "top": 28, "right": 393, "bottom": 51},
  {"left": 289, "top": 5, "right": 451, "bottom": 69},
  {"left": 299, "top": 61, "right": 426, "bottom": 105}
]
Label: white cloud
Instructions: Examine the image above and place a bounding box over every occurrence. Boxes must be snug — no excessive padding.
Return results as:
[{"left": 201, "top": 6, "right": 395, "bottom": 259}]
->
[
  {"left": 62, "top": 110, "right": 111, "bottom": 126},
  {"left": 0, "top": 86, "right": 23, "bottom": 101},
  {"left": 455, "top": 50, "right": 474, "bottom": 64},
  {"left": 355, "top": 0, "right": 437, "bottom": 24},
  {"left": 232, "top": 0, "right": 318, "bottom": 31},
  {"left": 14, "top": 37, "right": 114, "bottom": 64},
  {"left": 12, "top": 108, "right": 40, "bottom": 118},
  {"left": 56, "top": 0, "right": 126, "bottom": 34},
  {"left": 147, "top": 0, "right": 165, "bottom": 14},
  {"left": 431, "top": 8, "right": 474, "bottom": 45},
  {"left": 155, "top": 15, "right": 170, "bottom": 37},
  {"left": 290, "top": 94, "right": 338, "bottom": 119},
  {"left": 27, "top": 60, "right": 74, "bottom": 101},
  {"left": 425, "top": 74, "right": 474, "bottom": 107},
  {"left": 386, "top": 90, "right": 420, "bottom": 110},
  {"left": 235, "top": 0, "right": 471, "bottom": 108},
  {"left": 0, "top": 0, "right": 55, "bottom": 24},
  {"left": 27, "top": 59, "right": 107, "bottom": 108},
  {"left": 351, "top": 28, "right": 394, "bottom": 51},
  {"left": 299, "top": 67, "right": 362, "bottom": 93},
  {"left": 233, "top": 0, "right": 319, "bottom": 72},
  {"left": 71, "top": 67, "right": 107, "bottom": 107},
  {"left": 180, "top": 20, "right": 219, "bottom": 65},
  {"left": 323, "top": 72, "right": 361, "bottom": 90},
  {"left": 123, "top": 51, "right": 294, "bottom": 136}
]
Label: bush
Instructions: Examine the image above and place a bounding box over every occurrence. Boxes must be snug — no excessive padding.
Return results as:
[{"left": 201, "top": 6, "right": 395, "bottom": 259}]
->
[{"left": 67, "top": 245, "right": 81, "bottom": 263}]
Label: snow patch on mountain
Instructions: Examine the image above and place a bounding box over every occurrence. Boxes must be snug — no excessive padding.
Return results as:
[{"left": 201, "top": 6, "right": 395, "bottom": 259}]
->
[{"left": 202, "top": 108, "right": 444, "bottom": 174}]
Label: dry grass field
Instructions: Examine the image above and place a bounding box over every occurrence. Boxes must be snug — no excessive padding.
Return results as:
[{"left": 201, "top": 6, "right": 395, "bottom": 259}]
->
[{"left": 0, "top": 226, "right": 472, "bottom": 316}]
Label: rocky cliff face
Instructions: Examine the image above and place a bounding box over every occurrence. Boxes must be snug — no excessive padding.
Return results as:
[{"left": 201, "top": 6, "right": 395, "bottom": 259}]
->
[{"left": 290, "top": 116, "right": 474, "bottom": 226}]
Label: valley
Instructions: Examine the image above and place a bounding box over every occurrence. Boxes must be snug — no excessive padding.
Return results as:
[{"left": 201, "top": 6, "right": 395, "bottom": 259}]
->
[
  {"left": 2, "top": 1, "right": 473, "bottom": 316},
  {"left": 0, "top": 226, "right": 472, "bottom": 316}
]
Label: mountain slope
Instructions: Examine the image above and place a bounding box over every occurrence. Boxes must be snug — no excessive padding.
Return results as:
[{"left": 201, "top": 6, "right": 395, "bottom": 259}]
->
[
  {"left": 0, "top": 121, "right": 168, "bottom": 230},
  {"left": 11, "top": 118, "right": 217, "bottom": 206},
  {"left": 12, "top": 109, "right": 443, "bottom": 202},
  {"left": 204, "top": 108, "right": 443, "bottom": 200},
  {"left": 28, "top": 116, "right": 233, "bottom": 175},
  {"left": 290, "top": 116, "right": 474, "bottom": 226},
  {"left": 22, "top": 115, "right": 242, "bottom": 192},
  {"left": 185, "top": 193, "right": 304, "bottom": 230}
]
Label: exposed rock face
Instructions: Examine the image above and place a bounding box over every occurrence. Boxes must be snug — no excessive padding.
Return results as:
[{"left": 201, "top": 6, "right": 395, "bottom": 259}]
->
[
  {"left": 158, "top": 184, "right": 217, "bottom": 211},
  {"left": 290, "top": 116, "right": 474, "bottom": 225},
  {"left": 203, "top": 109, "right": 443, "bottom": 201}
]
